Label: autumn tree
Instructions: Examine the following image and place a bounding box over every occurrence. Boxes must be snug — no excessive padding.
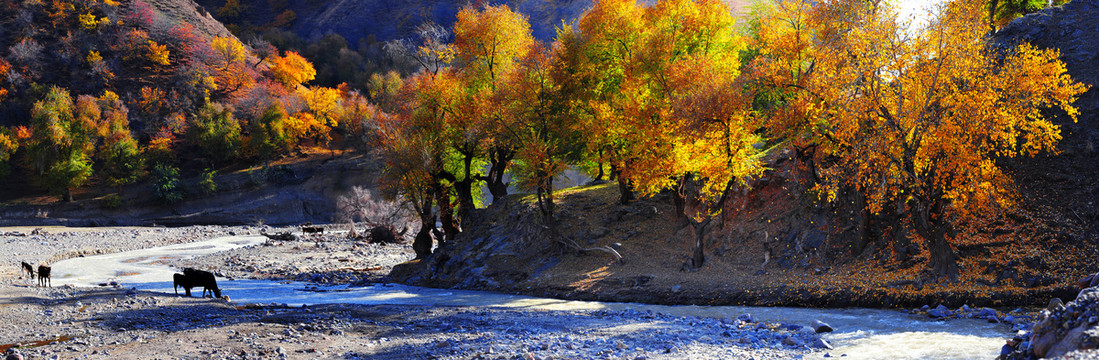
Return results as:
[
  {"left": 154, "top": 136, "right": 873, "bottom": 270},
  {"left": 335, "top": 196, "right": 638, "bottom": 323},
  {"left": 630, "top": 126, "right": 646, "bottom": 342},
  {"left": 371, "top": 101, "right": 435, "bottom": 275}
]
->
[
  {"left": 23, "top": 87, "right": 96, "bottom": 201},
  {"left": 0, "top": 127, "right": 18, "bottom": 178},
  {"left": 753, "top": 0, "right": 1088, "bottom": 279},
  {"left": 248, "top": 103, "right": 291, "bottom": 164},
  {"left": 572, "top": 0, "right": 649, "bottom": 204},
  {"left": 208, "top": 36, "right": 255, "bottom": 97},
  {"left": 447, "top": 3, "right": 536, "bottom": 215},
  {"left": 376, "top": 80, "right": 449, "bottom": 258},
  {"left": 270, "top": 51, "right": 316, "bottom": 88},
  {"left": 95, "top": 91, "right": 144, "bottom": 193}
]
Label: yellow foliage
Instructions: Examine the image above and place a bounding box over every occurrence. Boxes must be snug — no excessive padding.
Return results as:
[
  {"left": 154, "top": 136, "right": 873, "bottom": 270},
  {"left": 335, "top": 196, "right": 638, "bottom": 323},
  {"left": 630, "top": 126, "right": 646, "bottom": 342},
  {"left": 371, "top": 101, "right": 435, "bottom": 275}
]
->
[
  {"left": 210, "top": 36, "right": 246, "bottom": 70},
  {"left": 753, "top": 0, "right": 1088, "bottom": 221},
  {"left": 86, "top": 50, "right": 102, "bottom": 64},
  {"left": 147, "top": 40, "right": 170, "bottom": 66},
  {"left": 79, "top": 13, "right": 100, "bottom": 30},
  {"left": 302, "top": 86, "right": 342, "bottom": 128}
]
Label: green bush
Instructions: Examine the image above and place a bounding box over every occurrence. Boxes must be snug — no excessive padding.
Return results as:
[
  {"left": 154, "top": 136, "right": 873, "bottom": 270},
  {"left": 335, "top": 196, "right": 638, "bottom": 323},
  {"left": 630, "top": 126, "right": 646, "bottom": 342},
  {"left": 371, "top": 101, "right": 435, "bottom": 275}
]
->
[
  {"left": 102, "top": 193, "right": 123, "bottom": 209},
  {"left": 200, "top": 168, "right": 218, "bottom": 195},
  {"left": 248, "top": 167, "right": 266, "bottom": 187},
  {"left": 152, "top": 164, "right": 183, "bottom": 204}
]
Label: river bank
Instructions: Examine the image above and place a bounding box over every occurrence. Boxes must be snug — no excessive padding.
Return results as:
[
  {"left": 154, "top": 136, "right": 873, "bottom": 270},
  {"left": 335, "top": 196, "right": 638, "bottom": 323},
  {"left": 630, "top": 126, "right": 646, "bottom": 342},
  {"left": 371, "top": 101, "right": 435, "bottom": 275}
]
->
[
  {"left": 2, "top": 225, "right": 1022, "bottom": 359},
  {"left": 1, "top": 226, "right": 825, "bottom": 359}
]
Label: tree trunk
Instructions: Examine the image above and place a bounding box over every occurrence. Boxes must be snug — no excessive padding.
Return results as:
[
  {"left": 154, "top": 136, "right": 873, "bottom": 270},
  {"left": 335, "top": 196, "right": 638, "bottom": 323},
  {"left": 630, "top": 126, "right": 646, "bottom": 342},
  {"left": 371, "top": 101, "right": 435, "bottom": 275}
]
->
[
  {"left": 672, "top": 175, "right": 690, "bottom": 230},
  {"left": 853, "top": 191, "right": 872, "bottom": 255},
  {"left": 485, "top": 147, "right": 513, "bottom": 205},
  {"left": 536, "top": 175, "right": 555, "bottom": 228},
  {"left": 412, "top": 195, "right": 436, "bottom": 260},
  {"left": 914, "top": 204, "right": 959, "bottom": 280},
  {"left": 689, "top": 217, "right": 713, "bottom": 270},
  {"left": 611, "top": 164, "right": 635, "bottom": 204},
  {"left": 434, "top": 182, "right": 459, "bottom": 244},
  {"left": 455, "top": 153, "right": 476, "bottom": 221},
  {"left": 595, "top": 161, "right": 605, "bottom": 181},
  {"left": 63, "top": 188, "right": 73, "bottom": 202}
]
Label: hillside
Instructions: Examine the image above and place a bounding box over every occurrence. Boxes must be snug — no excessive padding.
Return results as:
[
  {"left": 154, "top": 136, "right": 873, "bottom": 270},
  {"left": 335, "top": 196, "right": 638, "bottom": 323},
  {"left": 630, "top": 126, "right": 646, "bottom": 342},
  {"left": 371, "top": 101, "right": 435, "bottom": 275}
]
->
[
  {"left": 990, "top": 0, "right": 1099, "bottom": 250},
  {"left": 0, "top": 150, "right": 379, "bottom": 226}
]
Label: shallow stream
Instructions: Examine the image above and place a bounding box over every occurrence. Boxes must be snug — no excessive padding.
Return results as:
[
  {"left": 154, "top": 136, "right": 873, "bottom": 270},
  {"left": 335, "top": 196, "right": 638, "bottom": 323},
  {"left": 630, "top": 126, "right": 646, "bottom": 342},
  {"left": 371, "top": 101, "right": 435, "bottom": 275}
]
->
[{"left": 51, "top": 235, "right": 1011, "bottom": 359}]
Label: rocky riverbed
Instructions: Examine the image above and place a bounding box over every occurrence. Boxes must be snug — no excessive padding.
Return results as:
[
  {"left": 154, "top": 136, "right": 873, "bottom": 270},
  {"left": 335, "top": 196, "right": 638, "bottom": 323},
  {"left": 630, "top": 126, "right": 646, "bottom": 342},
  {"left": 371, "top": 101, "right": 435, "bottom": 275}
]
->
[{"left": 2, "top": 226, "right": 834, "bottom": 359}]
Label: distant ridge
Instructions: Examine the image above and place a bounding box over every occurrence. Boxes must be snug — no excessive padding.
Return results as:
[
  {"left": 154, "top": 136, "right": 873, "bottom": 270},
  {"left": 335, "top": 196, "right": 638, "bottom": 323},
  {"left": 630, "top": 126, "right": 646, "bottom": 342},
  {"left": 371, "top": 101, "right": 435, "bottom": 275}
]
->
[{"left": 193, "top": 0, "right": 750, "bottom": 46}]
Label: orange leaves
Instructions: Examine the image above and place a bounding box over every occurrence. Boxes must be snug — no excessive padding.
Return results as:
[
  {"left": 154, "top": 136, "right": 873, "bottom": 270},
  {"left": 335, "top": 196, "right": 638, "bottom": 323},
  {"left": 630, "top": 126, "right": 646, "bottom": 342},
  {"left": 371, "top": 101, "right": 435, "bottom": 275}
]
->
[{"left": 270, "top": 51, "right": 316, "bottom": 88}]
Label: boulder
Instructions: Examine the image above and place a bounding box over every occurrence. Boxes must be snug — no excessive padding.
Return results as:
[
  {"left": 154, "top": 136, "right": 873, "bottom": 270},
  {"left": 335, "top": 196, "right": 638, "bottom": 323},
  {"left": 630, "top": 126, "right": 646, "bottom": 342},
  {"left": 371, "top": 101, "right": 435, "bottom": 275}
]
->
[
  {"left": 928, "top": 305, "right": 955, "bottom": 318},
  {"left": 737, "top": 313, "right": 753, "bottom": 323},
  {"left": 811, "top": 320, "right": 834, "bottom": 333},
  {"left": 812, "top": 338, "right": 834, "bottom": 350}
]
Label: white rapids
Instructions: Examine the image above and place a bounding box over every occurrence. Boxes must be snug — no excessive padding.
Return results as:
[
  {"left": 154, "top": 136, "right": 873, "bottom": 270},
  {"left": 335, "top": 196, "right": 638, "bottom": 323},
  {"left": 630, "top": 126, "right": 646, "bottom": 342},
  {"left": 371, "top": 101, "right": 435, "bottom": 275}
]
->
[{"left": 51, "top": 234, "right": 1011, "bottom": 360}]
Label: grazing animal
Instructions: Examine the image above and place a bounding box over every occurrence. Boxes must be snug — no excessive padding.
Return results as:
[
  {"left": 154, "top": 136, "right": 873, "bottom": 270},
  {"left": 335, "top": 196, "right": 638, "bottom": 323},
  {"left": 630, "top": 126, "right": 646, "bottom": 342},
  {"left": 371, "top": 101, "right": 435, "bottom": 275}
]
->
[
  {"left": 37, "top": 265, "right": 51, "bottom": 287},
  {"left": 173, "top": 272, "right": 195, "bottom": 296},
  {"left": 182, "top": 268, "right": 221, "bottom": 298},
  {"left": 21, "top": 261, "right": 35, "bottom": 280},
  {"left": 302, "top": 225, "right": 325, "bottom": 234}
]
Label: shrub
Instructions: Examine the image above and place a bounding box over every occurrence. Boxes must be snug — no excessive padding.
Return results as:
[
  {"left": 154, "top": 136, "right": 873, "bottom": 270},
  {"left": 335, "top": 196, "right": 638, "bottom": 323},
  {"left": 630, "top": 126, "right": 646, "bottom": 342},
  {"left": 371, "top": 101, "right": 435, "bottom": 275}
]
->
[
  {"left": 102, "top": 193, "right": 123, "bottom": 209},
  {"left": 199, "top": 168, "right": 217, "bottom": 195},
  {"left": 152, "top": 164, "right": 182, "bottom": 204}
]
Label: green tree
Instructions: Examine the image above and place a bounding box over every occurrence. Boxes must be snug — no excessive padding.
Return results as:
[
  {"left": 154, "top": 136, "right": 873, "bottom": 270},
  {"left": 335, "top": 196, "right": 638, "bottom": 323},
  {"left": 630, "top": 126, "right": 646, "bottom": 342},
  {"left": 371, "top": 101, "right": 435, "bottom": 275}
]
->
[
  {"left": 247, "top": 104, "right": 291, "bottom": 164},
  {"left": 0, "top": 127, "right": 18, "bottom": 178},
  {"left": 24, "top": 87, "right": 97, "bottom": 201},
  {"left": 187, "top": 102, "right": 242, "bottom": 166},
  {"left": 152, "top": 164, "right": 182, "bottom": 204}
]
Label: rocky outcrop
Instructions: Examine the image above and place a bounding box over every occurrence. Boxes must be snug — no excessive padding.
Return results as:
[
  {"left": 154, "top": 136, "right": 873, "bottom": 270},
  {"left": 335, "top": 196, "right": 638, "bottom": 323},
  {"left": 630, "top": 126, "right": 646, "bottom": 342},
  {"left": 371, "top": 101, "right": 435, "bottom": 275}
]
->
[
  {"left": 992, "top": 0, "right": 1099, "bottom": 144},
  {"left": 1026, "top": 288, "right": 1099, "bottom": 358}
]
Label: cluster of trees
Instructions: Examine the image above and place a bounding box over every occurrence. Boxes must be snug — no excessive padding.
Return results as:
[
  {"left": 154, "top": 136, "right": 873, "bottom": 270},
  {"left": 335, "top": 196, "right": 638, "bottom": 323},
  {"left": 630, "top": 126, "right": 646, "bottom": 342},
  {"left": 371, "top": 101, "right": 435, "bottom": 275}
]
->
[
  {"left": 377, "top": 0, "right": 1086, "bottom": 279},
  {"left": 0, "top": 0, "right": 385, "bottom": 202}
]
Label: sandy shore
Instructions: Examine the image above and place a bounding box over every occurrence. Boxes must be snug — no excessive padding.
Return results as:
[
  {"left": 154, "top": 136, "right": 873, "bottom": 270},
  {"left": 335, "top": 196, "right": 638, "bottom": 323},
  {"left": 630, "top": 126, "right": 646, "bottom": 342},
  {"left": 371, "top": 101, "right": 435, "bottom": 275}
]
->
[{"left": 1, "top": 226, "right": 819, "bottom": 359}]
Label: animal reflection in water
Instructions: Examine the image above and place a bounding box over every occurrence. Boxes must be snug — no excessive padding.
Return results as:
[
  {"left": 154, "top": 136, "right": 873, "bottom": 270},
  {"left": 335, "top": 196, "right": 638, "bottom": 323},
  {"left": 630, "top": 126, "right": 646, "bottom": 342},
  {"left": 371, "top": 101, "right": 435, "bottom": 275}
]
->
[{"left": 172, "top": 268, "right": 222, "bottom": 298}]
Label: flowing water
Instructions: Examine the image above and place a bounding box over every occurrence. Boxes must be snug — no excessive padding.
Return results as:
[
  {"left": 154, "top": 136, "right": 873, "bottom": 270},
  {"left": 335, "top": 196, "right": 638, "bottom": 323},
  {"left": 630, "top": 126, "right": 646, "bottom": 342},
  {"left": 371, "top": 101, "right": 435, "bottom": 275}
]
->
[{"left": 51, "top": 235, "right": 1011, "bottom": 359}]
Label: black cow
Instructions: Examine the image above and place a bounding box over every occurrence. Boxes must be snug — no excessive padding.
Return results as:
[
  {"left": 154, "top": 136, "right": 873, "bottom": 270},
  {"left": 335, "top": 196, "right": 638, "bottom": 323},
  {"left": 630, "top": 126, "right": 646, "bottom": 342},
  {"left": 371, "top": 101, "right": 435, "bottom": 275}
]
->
[
  {"left": 37, "top": 265, "right": 51, "bottom": 287},
  {"left": 173, "top": 272, "right": 195, "bottom": 296},
  {"left": 181, "top": 268, "right": 221, "bottom": 298},
  {"left": 21, "top": 261, "right": 34, "bottom": 280}
]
